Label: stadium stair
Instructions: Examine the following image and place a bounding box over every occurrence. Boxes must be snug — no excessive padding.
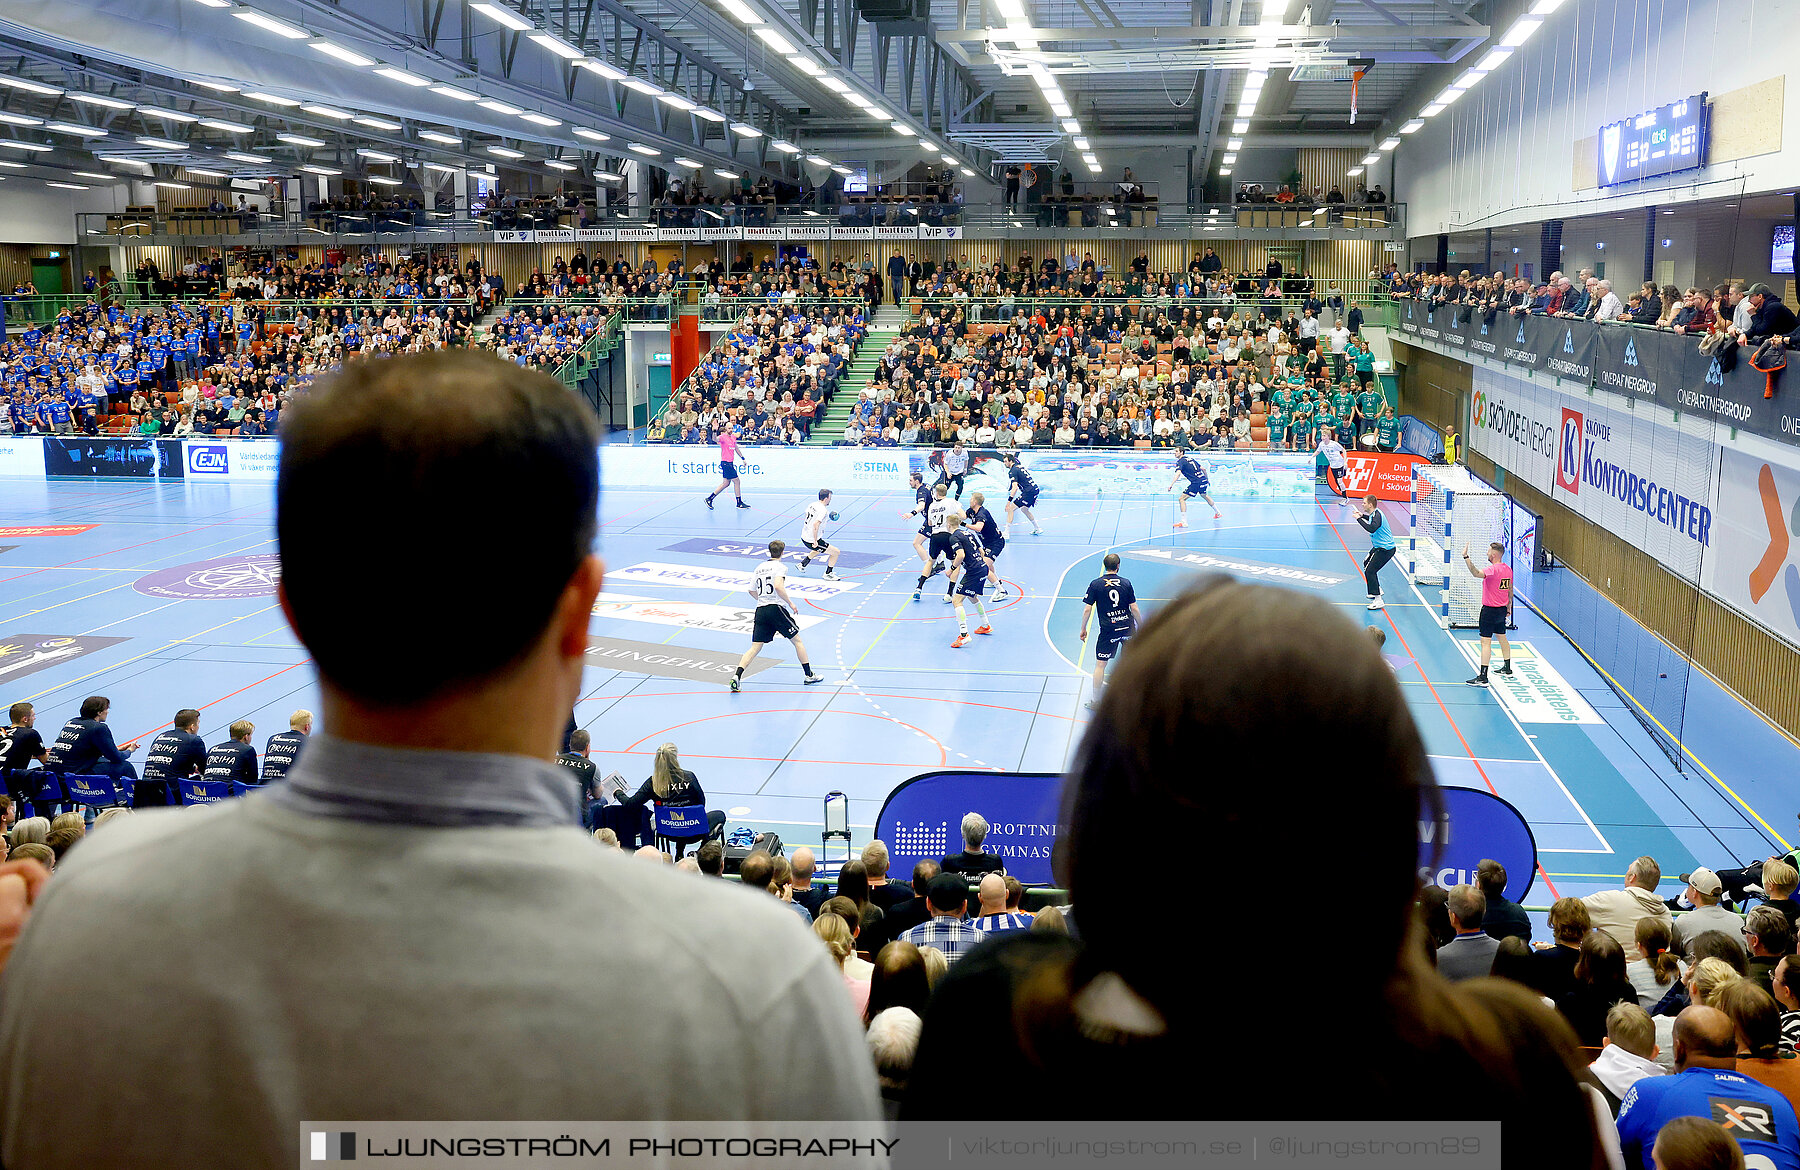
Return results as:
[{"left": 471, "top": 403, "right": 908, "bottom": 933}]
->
[{"left": 804, "top": 325, "right": 898, "bottom": 446}]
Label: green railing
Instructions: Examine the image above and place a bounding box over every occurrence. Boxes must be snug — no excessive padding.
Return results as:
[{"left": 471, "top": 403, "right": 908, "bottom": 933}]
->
[
  {"left": 548, "top": 312, "right": 624, "bottom": 391},
  {"left": 210, "top": 296, "right": 481, "bottom": 325},
  {"left": 0, "top": 291, "right": 171, "bottom": 324}
]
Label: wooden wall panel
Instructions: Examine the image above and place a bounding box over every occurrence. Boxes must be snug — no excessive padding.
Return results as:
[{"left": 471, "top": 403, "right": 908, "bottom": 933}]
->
[{"left": 1297, "top": 148, "right": 1366, "bottom": 199}]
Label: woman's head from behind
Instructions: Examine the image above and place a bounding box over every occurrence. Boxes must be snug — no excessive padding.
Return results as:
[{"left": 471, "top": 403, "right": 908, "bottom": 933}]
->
[
  {"left": 1065, "top": 578, "right": 1432, "bottom": 1014},
  {"left": 866, "top": 941, "right": 930, "bottom": 1026},
  {"left": 1574, "top": 931, "right": 1627, "bottom": 988}
]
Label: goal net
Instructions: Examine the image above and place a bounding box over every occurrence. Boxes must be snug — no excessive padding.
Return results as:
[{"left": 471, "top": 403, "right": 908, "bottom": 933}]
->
[{"left": 1408, "top": 464, "right": 1508, "bottom": 628}]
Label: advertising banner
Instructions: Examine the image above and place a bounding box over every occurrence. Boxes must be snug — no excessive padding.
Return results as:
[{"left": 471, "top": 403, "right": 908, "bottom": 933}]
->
[
  {"left": 0, "top": 437, "right": 42, "bottom": 477},
  {"left": 874, "top": 225, "right": 919, "bottom": 240},
  {"left": 1468, "top": 366, "right": 1717, "bottom": 582},
  {"left": 832, "top": 226, "right": 875, "bottom": 240},
  {"left": 876, "top": 770, "right": 1064, "bottom": 886},
  {"left": 492, "top": 230, "right": 536, "bottom": 243},
  {"left": 1702, "top": 446, "right": 1800, "bottom": 649},
  {"left": 575, "top": 228, "right": 617, "bottom": 241},
  {"left": 1395, "top": 305, "right": 1800, "bottom": 450},
  {"left": 701, "top": 226, "right": 744, "bottom": 242},
  {"left": 1419, "top": 787, "right": 1538, "bottom": 903},
  {"left": 656, "top": 227, "right": 702, "bottom": 242},
  {"left": 590, "top": 594, "right": 827, "bottom": 637},
  {"left": 536, "top": 229, "right": 575, "bottom": 243},
  {"left": 615, "top": 226, "right": 659, "bottom": 243},
  {"left": 743, "top": 226, "right": 785, "bottom": 241},
  {"left": 0, "top": 633, "right": 128, "bottom": 686},
  {"left": 42, "top": 437, "right": 184, "bottom": 479},
  {"left": 183, "top": 440, "right": 280, "bottom": 481},
  {"left": 1329, "top": 451, "right": 1430, "bottom": 501},
  {"left": 785, "top": 225, "right": 831, "bottom": 240},
  {"left": 920, "top": 225, "right": 964, "bottom": 240}
]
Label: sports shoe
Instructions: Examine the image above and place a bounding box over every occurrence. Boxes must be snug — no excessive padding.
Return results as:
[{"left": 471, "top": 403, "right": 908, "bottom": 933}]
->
[
  {"left": 1367, "top": 598, "right": 1385, "bottom": 610},
  {"left": 823, "top": 570, "right": 838, "bottom": 581},
  {"left": 1032, "top": 527, "right": 1043, "bottom": 535},
  {"left": 705, "top": 494, "right": 715, "bottom": 509},
  {"left": 1084, "top": 699, "right": 1099, "bottom": 711},
  {"left": 974, "top": 625, "right": 992, "bottom": 635},
  {"left": 729, "top": 676, "right": 740, "bottom": 692},
  {"left": 951, "top": 633, "right": 969, "bottom": 648},
  {"left": 912, "top": 590, "right": 921, "bottom": 602},
  {"left": 798, "top": 556, "right": 811, "bottom": 570},
  {"left": 992, "top": 588, "right": 1008, "bottom": 601},
  {"left": 1173, "top": 521, "right": 1187, "bottom": 529},
  {"left": 941, "top": 593, "right": 954, "bottom": 604},
  {"left": 803, "top": 674, "right": 825, "bottom": 685},
  {"left": 736, "top": 500, "right": 751, "bottom": 509},
  {"left": 1466, "top": 674, "right": 1489, "bottom": 687},
  {"left": 1496, "top": 663, "right": 1514, "bottom": 676},
  {"left": 1212, "top": 511, "right": 1222, "bottom": 519}
]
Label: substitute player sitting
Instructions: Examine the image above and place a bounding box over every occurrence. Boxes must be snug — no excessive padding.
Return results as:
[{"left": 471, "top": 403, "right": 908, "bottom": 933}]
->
[
  {"left": 731, "top": 540, "right": 825, "bottom": 692},
  {"left": 1168, "top": 445, "right": 1221, "bottom": 528},
  {"left": 946, "top": 514, "right": 993, "bottom": 649},
  {"left": 1078, "top": 553, "right": 1141, "bottom": 709},
  {"left": 796, "top": 488, "right": 841, "bottom": 581}
]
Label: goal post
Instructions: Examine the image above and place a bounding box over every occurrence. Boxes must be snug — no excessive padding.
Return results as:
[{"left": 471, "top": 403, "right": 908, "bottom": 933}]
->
[{"left": 1409, "top": 464, "right": 1507, "bottom": 628}]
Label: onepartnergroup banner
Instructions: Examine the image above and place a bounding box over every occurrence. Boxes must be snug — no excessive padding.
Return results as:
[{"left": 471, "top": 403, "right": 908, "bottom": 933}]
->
[
  {"left": 1392, "top": 298, "right": 1800, "bottom": 449},
  {"left": 297, "top": 1121, "right": 1502, "bottom": 1168}
]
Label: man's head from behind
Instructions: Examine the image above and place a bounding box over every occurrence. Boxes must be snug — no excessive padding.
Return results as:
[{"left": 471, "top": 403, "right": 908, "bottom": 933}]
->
[
  {"left": 1625, "top": 856, "right": 1662, "bottom": 891},
  {"left": 277, "top": 352, "right": 602, "bottom": 749},
  {"left": 1671, "top": 1004, "right": 1739, "bottom": 1072},
  {"left": 739, "top": 849, "right": 775, "bottom": 893},
  {"left": 1744, "top": 906, "right": 1793, "bottom": 958},
  {"left": 925, "top": 873, "right": 968, "bottom": 918},
  {"left": 1446, "top": 883, "right": 1486, "bottom": 932},
  {"left": 1602, "top": 1001, "right": 1658, "bottom": 1062}
]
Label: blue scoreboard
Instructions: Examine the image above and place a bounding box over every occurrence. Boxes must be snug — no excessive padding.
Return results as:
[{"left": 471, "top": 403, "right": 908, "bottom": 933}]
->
[{"left": 1597, "top": 93, "right": 1708, "bottom": 187}]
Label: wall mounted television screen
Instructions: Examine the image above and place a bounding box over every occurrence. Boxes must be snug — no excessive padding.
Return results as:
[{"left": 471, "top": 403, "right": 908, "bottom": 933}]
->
[{"left": 1775, "top": 224, "right": 1794, "bottom": 275}]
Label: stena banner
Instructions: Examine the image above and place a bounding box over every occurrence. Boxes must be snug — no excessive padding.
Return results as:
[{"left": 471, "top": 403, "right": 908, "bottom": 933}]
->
[
  {"left": 1468, "top": 366, "right": 1718, "bottom": 582},
  {"left": 876, "top": 770, "right": 1064, "bottom": 886}
]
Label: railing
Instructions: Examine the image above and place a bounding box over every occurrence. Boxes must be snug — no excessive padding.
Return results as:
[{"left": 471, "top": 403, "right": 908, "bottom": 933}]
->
[
  {"left": 76, "top": 198, "right": 1406, "bottom": 243},
  {"left": 543, "top": 312, "right": 624, "bottom": 391},
  {"left": 211, "top": 295, "right": 481, "bottom": 325},
  {"left": 0, "top": 291, "right": 169, "bottom": 324},
  {"left": 905, "top": 284, "right": 1399, "bottom": 329}
]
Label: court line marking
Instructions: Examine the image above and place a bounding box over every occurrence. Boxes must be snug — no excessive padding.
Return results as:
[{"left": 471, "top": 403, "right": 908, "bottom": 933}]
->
[
  {"left": 621, "top": 708, "right": 949, "bottom": 769},
  {"left": 1522, "top": 597, "right": 1791, "bottom": 854},
  {"left": 18, "top": 603, "right": 285, "bottom": 706},
  {"left": 1442, "top": 639, "right": 1613, "bottom": 856}
]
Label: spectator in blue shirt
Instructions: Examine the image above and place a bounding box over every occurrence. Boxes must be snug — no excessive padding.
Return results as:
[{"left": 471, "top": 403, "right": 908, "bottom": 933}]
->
[{"left": 1616, "top": 1005, "right": 1800, "bottom": 1170}]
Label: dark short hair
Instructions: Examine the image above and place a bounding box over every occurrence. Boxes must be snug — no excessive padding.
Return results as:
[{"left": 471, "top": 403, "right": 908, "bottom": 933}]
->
[
  {"left": 278, "top": 351, "right": 599, "bottom": 705},
  {"left": 1475, "top": 859, "right": 1508, "bottom": 901},
  {"left": 694, "top": 840, "right": 724, "bottom": 876},
  {"left": 173, "top": 708, "right": 201, "bottom": 731},
  {"left": 568, "top": 729, "right": 590, "bottom": 752},
  {"left": 7, "top": 702, "right": 31, "bottom": 724},
  {"left": 79, "top": 696, "right": 108, "bottom": 719}
]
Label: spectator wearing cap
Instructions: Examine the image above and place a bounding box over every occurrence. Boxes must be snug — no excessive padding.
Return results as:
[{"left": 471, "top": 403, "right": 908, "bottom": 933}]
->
[
  {"left": 1478, "top": 858, "right": 1532, "bottom": 945},
  {"left": 940, "top": 811, "right": 1004, "bottom": 877},
  {"left": 1585, "top": 857, "right": 1674, "bottom": 950},
  {"left": 1673, "top": 869, "right": 1743, "bottom": 956},
  {"left": 897, "top": 873, "right": 986, "bottom": 965},
  {"left": 1437, "top": 884, "right": 1503, "bottom": 983},
  {"left": 970, "top": 874, "right": 1031, "bottom": 935},
  {"left": 1739, "top": 284, "right": 1798, "bottom": 345}
]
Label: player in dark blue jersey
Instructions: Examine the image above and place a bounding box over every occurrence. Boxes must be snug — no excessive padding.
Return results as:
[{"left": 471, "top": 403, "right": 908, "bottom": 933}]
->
[
  {"left": 260, "top": 709, "right": 311, "bottom": 783},
  {"left": 946, "top": 515, "right": 992, "bottom": 648},
  {"left": 1167, "top": 445, "right": 1221, "bottom": 528},
  {"left": 965, "top": 491, "right": 1007, "bottom": 602},
  {"left": 1078, "top": 554, "right": 1142, "bottom": 709},
  {"left": 1001, "top": 453, "right": 1043, "bottom": 536},
  {"left": 138, "top": 708, "right": 206, "bottom": 807},
  {"left": 900, "top": 472, "right": 949, "bottom": 600},
  {"left": 203, "top": 720, "right": 260, "bottom": 789}
]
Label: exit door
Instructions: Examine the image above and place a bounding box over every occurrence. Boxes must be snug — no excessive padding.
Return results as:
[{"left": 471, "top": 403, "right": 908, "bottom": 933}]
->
[{"left": 30, "top": 258, "right": 64, "bottom": 295}]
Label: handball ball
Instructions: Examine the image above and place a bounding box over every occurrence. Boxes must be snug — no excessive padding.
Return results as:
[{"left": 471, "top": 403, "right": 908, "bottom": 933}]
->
[{"left": 829, "top": 511, "right": 840, "bottom": 521}]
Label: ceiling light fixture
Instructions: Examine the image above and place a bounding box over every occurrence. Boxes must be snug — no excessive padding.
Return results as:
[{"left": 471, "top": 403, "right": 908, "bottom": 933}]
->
[
  {"left": 1232, "top": 119, "right": 1250, "bottom": 133},
  {"left": 45, "top": 122, "right": 105, "bottom": 137},
  {"left": 1476, "top": 47, "right": 1512, "bottom": 72},
  {"left": 184, "top": 167, "right": 228, "bottom": 176},
  {"left": 357, "top": 148, "right": 399, "bottom": 162},
  {"left": 354, "top": 115, "right": 403, "bottom": 130},
  {"left": 232, "top": 9, "right": 310, "bottom": 39},
  {"left": 0, "top": 77, "right": 63, "bottom": 97},
  {"left": 1501, "top": 16, "right": 1544, "bottom": 45},
  {"left": 200, "top": 118, "right": 254, "bottom": 133},
  {"left": 486, "top": 144, "right": 525, "bottom": 158},
  {"left": 66, "top": 93, "right": 134, "bottom": 109},
  {"left": 367, "top": 175, "right": 402, "bottom": 185},
  {"left": 672, "top": 156, "right": 701, "bottom": 168},
  {"left": 418, "top": 130, "right": 461, "bottom": 144},
  {"left": 45, "top": 181, "right": 89, "bottom": 189},
  {"left": 0, "top": 112, "right": 43, "bottom": 127},
  {"left": 714, "top": 168, "right": 739, "bottom": 179},
  {"left": 302, "top": 104, "right": 353, "bottom": 119},
  {"left": 375, "top": 66, "right": 430, "bottom": 86},
  {"left": 136, "top": 135, "right": 188, "bottom": 150},
  {"left": 1400, "top": 119, "right": 1424, "bottom": 134},
  {"left": 544, "top": 159, "right": 575, "bottom": 170},
  {"left": 594, "top": 169, "right": 623, "bottom": 181},
  {"left": 576, "top": 59, "right": 627, "bottom": 80},
  {"left": 692, "top": 108, "right": 727, "bottom": 123},
  {"left": 1379, "top": 136, "right": 1400, "bottom": 150},
  {"left": 425, "top": 161, "right": 461, "bottom": 172},
  {"left": 772, "top": 141, "right": 802, "bottom": 154},
  {"left": 520, "top": 111, "right": 563, "bottom": 125},
  {"left": 431, "top": 84, "right": 480, "bottom": 101},
  {"left": 192, "top": 80, "right": 239, "bottom": 92},
  {"left": 572, "top": 127, "right": 612, "bottom": 142},
  {"left": 628, "top": 143, "right": 659, "bottom": 155},
  {"left": 300, "top": 165, "right": 340, "bottom": 175},
  {"left": 528, "top": 32, "right": 586, "bottom": 59},
  {"left": 1360, "top": 152, "right": 1380, "bottom": 164},
  {"left": 718, "top": 0, "right": 762, "bottom": 20},
  {"left": 730, "top": 122, "right": 762, "bottom": 137},
  {"left": 655, "top": 92, "right": 696, "bottom": 111},
  {"left": 471, "top": 3, "right": 533, "bottom": 30},
  {"left": 243, "top": 91, "right": 300, "bottom": 105},
  {"left": 152, "top": 180, "right": 193, "bottom": 188},
  {"left": 225, "top": 150, "right": 271, "bottom": 163},
  {"left": 477, "top": 99, "right": 522, "bottom": 115},
  {"left": 278, "top": 132, "right": 325, "bottom": 146},
  {"left": 73, "top": 170, "right": 112, "bottom": 179},
  {"left": 309, "top": 40, "right": 376, "bottom": 66},
  {"left": 805, "top": 154, "right": 830, "bottom": 165},
  {"left": 788, "top": 56, "right": 824, "bottom": 76},
  {"left": 622, "top": 78, "right": 663, "bottom": 96},
  {"left": 753, "top": 28, "right": 796, "bottom": 54},
  {"left": 142, "top": 108, "right": 199, "bottom": 122}
]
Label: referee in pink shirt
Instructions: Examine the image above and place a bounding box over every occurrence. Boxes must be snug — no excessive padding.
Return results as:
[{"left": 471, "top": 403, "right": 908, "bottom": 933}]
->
[
  {"left": 704, "top": 423, "right": 750, "bottom": 509},
  {"left": 1462, "top": 541, "right": 1514, "bottom": 686}
]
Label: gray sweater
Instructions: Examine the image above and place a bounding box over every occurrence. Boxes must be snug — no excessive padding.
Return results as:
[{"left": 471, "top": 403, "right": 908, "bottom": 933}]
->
[{"left": 0, "top": 734, "right": 878, "bottom": 1168}]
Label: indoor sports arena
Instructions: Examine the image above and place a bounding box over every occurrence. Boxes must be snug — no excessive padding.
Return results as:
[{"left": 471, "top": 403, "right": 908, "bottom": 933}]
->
[{"left": 0, "top": 0, "right": 1798, "bottom": 1165}]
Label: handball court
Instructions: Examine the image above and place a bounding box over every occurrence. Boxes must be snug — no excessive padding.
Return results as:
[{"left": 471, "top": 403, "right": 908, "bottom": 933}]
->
[{"left": 2, "top": 464, "right": 1795, "bottom": 923}]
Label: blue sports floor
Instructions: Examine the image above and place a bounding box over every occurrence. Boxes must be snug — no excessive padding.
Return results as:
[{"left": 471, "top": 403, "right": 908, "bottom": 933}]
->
[{"left": 3, "top": 467, "right": 1796, "bottom": 919}]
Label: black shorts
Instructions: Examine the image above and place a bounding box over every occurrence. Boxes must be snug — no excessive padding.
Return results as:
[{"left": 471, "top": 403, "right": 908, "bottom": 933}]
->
[
  {"left": 1013, "top": 489, "right": 1038, "bottom": 508},
  {"left": 1095, "top": 633, "right": 1129, "bottom": 661},
  {"left": 1181, "top": 478, "right": 1210, "bottom": 498},
  {"left": 719, "top": 460, "right": 739, "bottom": 481},
  {"left": 956, "top": 573, "right": 988, "bottom": 598},
  {"left": 928, "top": 532, "right": 955, "bottom": 560},
  {"left": 751, "top": 604, "right": 801, "bottom": 644},
  {"left": 981, "top": 536, "right": 1005, "bottom": 559},
  {"left": 1478, "top": 605, "right": 1509, "bottom": 637},
  {"left": 802, "top": 536, "right": 830, "bottom": 554}
]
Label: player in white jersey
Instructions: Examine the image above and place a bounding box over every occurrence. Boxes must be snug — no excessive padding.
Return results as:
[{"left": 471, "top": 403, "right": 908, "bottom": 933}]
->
[
  {"left": 902, "top": 479, "right": 953, "bottom": 602},
  {"left": 795, "top": 488, "right": 841, "bottom": 580},
  {"left": 731, "top": 540, "right": 824, "bottom": 692}
]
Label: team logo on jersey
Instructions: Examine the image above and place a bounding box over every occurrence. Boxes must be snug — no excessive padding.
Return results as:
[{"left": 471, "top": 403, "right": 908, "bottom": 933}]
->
[
  {"left": 133, "top": 554, "right": 282, "bottom": 600},
  {"left": 1556, "top": 409, "right": 1583, "bottom": 495},
  {"left": 1711, "top": 1098, "right": 1778, "bottom": 1140}
]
